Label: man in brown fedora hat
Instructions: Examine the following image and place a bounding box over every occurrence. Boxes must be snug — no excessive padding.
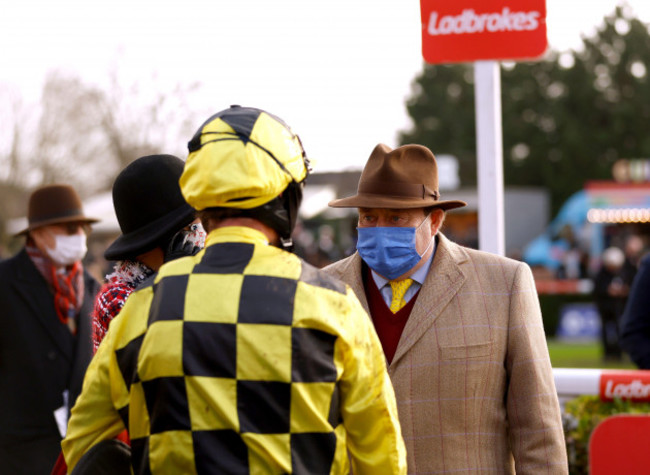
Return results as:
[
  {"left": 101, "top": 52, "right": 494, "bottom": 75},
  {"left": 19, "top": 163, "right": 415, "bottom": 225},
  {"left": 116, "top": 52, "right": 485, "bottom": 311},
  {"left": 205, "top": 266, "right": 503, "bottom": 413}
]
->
[
  {"left": 0, "top": 184, "right": 102, "bottom": 474},
  {"left": 324, "top": 144, "right": 567, "bottom": 473}
]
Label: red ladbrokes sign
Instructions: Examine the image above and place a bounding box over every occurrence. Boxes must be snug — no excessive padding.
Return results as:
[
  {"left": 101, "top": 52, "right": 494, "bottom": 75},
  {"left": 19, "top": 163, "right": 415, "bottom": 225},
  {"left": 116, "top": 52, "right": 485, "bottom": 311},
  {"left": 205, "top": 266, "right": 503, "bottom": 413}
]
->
[
  {"left": 600, "top": 370, "right": 650, "bottom": 402},
  {"left": 420, "top": 0, "right": 548, "bottom": 64}
]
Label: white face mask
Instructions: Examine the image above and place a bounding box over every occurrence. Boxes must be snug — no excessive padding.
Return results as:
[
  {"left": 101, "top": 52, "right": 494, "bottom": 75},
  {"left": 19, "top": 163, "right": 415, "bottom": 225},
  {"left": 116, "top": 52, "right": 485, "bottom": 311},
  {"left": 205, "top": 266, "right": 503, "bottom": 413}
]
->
[{"left": 46, "top": 233, "right": 88, "bottom": 266}]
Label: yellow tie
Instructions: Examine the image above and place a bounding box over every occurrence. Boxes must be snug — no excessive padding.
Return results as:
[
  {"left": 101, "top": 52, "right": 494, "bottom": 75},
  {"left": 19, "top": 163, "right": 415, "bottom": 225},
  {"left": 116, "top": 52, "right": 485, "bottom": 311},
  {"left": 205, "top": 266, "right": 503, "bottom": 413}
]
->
[{"left": 389, "top": 278, "right": 414, "bottom": 313}]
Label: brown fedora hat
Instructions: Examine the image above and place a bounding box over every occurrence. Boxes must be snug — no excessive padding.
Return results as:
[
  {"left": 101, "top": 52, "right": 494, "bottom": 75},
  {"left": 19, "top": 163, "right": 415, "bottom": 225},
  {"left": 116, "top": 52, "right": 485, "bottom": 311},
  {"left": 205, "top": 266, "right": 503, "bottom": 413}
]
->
[
  {"left": 329, "top": 143, "right": 467, "bottom": 210},
  {"left": 15, "top": 184, "right": 99, "bottom": 235}
]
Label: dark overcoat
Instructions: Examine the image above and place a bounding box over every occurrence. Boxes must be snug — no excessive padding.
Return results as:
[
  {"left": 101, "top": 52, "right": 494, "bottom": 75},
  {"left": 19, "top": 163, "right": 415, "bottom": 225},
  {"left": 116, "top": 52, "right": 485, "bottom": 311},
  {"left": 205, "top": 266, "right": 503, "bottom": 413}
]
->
[
  {"left": 0, "top": 249, "right": 100, "bottom": 474},
  {"left": 621, "top": 254, "right": 650, "bottom": 369}
]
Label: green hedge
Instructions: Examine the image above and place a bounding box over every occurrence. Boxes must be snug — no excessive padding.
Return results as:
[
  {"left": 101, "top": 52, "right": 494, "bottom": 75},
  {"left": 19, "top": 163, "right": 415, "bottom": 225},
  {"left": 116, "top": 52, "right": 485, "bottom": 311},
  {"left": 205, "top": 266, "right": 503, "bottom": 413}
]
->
[{"left": 562, "top": 395, "right": 650, "bottom": 474}]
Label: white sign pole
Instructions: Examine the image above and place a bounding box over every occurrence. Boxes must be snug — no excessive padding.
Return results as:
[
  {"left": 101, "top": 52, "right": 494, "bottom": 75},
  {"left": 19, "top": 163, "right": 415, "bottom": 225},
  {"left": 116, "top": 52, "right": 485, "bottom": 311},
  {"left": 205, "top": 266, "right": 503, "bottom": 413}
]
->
[{"left": 474, "top": 60, "right": 505, "bottom": 256}]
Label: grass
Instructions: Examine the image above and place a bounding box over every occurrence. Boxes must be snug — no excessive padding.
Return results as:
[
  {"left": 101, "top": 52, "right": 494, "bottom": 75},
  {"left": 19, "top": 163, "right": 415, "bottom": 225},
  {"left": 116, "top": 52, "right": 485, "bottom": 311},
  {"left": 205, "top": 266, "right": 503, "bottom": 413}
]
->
[{"left": 547, "top": 338, "right": 636, "bottom": 369}]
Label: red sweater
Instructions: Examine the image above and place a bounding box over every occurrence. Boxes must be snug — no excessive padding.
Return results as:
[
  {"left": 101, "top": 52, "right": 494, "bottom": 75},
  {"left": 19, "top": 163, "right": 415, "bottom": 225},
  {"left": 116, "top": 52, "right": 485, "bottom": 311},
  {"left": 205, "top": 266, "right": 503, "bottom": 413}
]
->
[{"left": 364, "top": 266, "right": 419, "bottom": 364}]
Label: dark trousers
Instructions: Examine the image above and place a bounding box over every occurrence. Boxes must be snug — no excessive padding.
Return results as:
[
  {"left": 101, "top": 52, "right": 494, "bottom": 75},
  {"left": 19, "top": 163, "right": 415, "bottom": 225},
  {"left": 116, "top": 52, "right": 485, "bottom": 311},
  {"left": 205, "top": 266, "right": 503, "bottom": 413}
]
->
[
  {"left": 599, "top": 308, "right": 623, "bottom": 360},
  {"left": 0, "top": 433, "right": 61, "bottom": 475}
]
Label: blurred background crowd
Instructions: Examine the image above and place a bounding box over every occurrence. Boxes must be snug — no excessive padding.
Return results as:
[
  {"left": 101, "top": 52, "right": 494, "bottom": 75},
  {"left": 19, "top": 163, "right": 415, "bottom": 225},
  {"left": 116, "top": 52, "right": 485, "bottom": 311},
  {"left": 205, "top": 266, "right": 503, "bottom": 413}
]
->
[{"left": 1, "top": 5, "right": 650, "bottom": 367}]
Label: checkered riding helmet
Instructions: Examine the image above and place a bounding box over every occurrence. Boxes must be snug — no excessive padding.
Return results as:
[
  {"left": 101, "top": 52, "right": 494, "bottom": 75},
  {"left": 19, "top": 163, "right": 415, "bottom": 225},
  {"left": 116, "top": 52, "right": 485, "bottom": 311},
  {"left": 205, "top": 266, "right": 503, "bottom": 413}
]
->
[
  {"left": 181, "top": 105, "right": 309, "bottom": 210},
  {"left": 180, "top": 105, "right": 310, "bottom": 248}
]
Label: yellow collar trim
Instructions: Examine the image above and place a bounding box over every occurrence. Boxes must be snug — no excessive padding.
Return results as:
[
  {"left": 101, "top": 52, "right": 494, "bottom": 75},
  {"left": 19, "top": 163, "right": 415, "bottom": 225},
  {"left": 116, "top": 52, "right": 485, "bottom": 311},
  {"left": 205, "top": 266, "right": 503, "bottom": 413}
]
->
[{"left": 205, "top": 226, "right": 270, "bottom": 247}]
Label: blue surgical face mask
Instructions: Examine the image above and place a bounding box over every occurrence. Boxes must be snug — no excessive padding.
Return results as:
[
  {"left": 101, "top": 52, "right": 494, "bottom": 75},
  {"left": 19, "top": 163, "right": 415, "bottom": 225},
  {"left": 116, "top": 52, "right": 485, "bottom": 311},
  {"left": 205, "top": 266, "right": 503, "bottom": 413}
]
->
[{"left": 356, "top": 214, "right": 434, "bottom": 280}]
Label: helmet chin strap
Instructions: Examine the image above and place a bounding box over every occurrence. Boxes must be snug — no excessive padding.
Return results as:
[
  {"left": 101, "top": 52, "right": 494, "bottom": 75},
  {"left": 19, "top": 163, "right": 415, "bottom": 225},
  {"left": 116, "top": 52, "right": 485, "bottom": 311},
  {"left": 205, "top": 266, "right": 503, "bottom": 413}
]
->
[
  {"left": 237, "top": 186, "right": 300, "bottom": 251},
  {"left": 279, "top": 236, "right": 294, "bottom": 250}
]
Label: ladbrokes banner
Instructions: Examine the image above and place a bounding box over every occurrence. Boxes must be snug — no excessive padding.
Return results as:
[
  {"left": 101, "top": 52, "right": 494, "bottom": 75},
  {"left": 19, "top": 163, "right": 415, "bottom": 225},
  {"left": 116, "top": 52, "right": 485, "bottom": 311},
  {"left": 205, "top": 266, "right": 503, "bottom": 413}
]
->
[
  {"left": 420, "top": 0, "right": 548, "bottom": 64},
  {"left": 600, "top": 370, "right": 650, "bottom": 402}
]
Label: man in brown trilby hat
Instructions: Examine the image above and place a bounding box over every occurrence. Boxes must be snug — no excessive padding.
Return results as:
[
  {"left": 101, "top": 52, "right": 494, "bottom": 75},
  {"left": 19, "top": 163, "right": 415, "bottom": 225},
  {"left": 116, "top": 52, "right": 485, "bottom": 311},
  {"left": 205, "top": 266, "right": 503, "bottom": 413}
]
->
[
  {"left": 323, "top": 144, "right": 568, "bottom": 473},
  {"left": 0, "top": 184, "right": 102, "bottom": 474}
]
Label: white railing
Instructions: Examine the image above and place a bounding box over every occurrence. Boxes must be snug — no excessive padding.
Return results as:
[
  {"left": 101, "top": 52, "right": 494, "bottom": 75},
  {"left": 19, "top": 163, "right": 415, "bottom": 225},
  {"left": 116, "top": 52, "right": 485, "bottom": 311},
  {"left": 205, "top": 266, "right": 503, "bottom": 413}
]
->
[{"left": 554, "top": 368, "right": 650, "bottom": 405}]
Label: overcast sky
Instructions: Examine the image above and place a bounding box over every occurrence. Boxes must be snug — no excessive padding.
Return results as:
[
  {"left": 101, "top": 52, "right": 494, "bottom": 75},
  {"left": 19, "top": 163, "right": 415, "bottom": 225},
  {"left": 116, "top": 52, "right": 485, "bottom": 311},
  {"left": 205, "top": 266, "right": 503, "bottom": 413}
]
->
[{"left": 1, "top": 0, "right": 649, "bottom": 173}]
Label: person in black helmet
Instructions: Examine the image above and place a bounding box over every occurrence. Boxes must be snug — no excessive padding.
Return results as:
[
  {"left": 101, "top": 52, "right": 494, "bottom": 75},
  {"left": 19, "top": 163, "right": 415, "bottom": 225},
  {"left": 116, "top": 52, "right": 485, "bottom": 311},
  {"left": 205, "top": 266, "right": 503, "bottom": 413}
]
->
[
  {"left": 50, "top": 154, "right": 207, "bottom": 475},
  {"left": 92, "top": 154, "right": 206, "bottom": 353},
  {"left": 62, "top": 105, "right": 406, "bottom": 474}
]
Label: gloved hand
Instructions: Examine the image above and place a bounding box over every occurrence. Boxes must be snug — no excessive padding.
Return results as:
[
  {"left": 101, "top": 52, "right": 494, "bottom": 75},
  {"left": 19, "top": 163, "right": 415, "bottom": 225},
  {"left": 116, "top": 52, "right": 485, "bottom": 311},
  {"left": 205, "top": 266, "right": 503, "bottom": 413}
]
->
[{"left": 164, "top": 230, "right": 202, "bottom": 262}]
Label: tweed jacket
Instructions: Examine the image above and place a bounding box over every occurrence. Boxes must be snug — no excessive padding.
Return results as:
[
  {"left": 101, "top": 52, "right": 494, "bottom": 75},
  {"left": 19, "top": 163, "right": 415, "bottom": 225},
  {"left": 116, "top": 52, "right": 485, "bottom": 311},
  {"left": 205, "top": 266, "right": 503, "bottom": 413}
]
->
[
  {"left": 0, "top": 249, "right": 100, "bottom": 474},
  {"left": 323, "top": 233, "right": 568, "bottom": 474}
]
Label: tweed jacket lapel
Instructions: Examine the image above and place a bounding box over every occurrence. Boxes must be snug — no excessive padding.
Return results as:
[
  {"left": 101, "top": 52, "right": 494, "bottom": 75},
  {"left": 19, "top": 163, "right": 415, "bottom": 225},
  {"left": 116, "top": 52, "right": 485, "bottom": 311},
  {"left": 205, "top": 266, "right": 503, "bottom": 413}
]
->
[
  {"left": 390, "top": 233, "right": 468, "bottom": 367},
  {"left": 326, "top": 252, "right": 370, "bottom": 315},
  {"left": 11, "top": 249, "right": 74, "bottom": 362}
]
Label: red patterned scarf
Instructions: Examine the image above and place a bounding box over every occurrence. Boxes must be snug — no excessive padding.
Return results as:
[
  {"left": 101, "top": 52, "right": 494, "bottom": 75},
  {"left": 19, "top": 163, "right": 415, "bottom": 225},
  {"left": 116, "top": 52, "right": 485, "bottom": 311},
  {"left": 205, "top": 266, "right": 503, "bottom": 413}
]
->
[{"left": 26, "top": 242, "right": 84, "bottom": 334}]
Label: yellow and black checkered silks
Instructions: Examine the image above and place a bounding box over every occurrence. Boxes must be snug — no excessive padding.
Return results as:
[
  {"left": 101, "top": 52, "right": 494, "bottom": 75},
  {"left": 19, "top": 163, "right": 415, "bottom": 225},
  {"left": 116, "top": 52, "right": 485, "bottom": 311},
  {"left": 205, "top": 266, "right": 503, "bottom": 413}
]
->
[
  {"left": 180, "top": 106, "right": 309, "bottom": 211},
  {"left": 63, "top": 227, "right": 406, "bottom": 474}
]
